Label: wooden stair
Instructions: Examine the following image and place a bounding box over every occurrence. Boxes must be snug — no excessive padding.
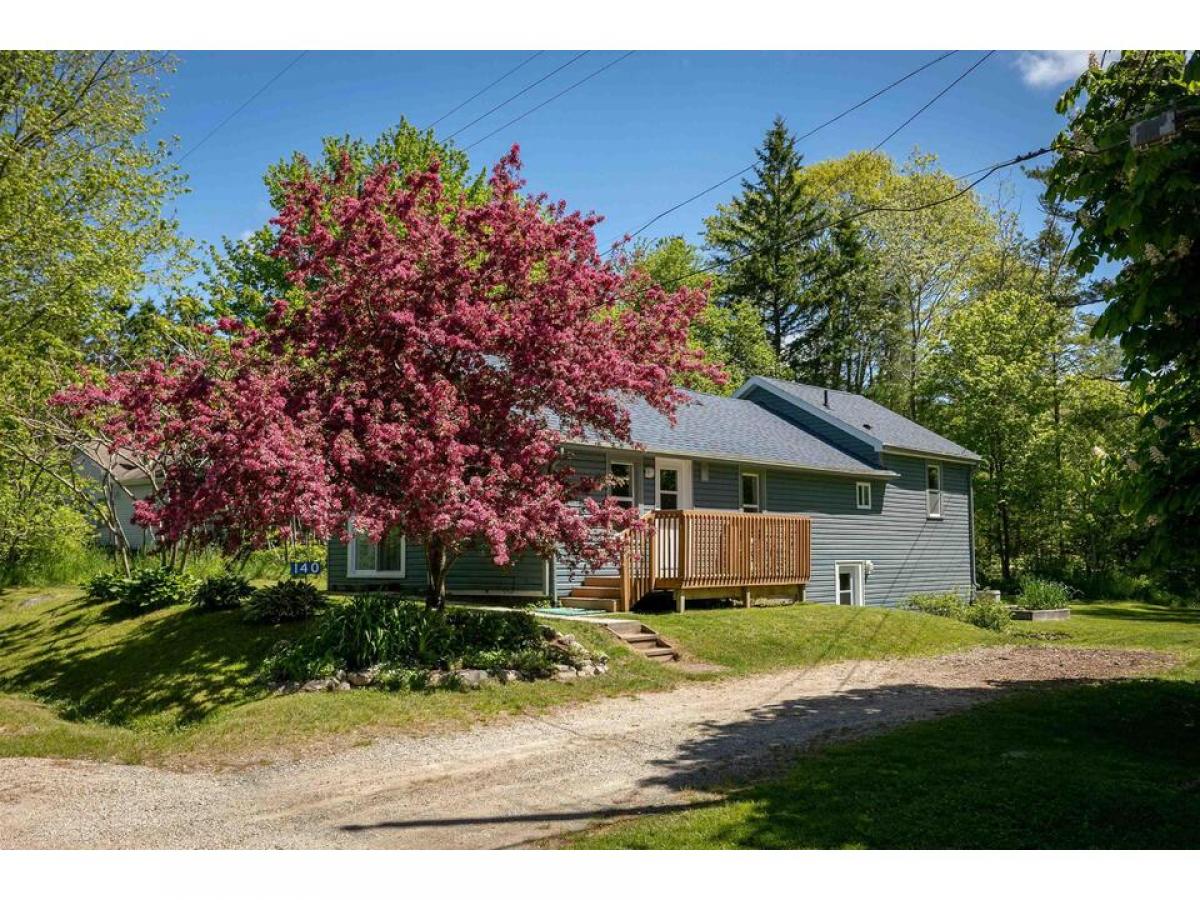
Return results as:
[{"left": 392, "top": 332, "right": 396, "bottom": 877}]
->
[
  {"left": 602, "top": 619, "right": 679, "bottom": 662},
  {"left": 560, "top": 575, "right": 621, "bottom": 613}
]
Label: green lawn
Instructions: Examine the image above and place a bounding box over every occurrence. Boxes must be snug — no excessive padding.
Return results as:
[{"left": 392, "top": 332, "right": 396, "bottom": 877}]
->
[
  {"left": 568, "top": 601, "right": 1200, "bottom": 849},
  {"left": 0, "top": 587, "right": 999, "bottom": 767}
]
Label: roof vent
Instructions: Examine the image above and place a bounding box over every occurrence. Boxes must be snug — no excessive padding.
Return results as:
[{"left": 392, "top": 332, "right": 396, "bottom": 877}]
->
[
  {"left": 863, "top": 423, "right": 872, "bottom": 430},
  {"left": 823, "top": 389, "right": 830, "bottom": 408}
]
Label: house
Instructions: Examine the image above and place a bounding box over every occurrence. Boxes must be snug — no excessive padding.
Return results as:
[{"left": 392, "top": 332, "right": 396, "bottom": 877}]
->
[
  {"left": 77, "top": 445, "right": 156, "bottom": 551},
  {"left": 326, "top": 376, "right": 980, "bottom": 612}
]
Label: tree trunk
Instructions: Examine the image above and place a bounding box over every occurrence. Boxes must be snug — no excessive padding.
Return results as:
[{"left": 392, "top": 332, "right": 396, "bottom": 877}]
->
[{"left": 424, "top": 541, "right": 456, "bottom": 611}]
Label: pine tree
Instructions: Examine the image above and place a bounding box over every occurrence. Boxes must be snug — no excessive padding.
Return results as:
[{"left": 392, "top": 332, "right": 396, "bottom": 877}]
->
[{"left": 704, "top": 117, "right": 829, "bottom": 366}]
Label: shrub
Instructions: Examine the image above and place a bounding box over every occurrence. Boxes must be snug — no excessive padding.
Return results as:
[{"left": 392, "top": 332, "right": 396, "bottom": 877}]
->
[
  {"left": 904, "top": 592, "right": 968, "bottom": 620},
  {"left": 904, "top": 591, "right": 1008, "bottom": 632},
  {"left": 118, "top": 568, "right": 199, "bottom": 613},
  {"left": 83, "top": 571, "right": 127, "bottom": 605},
  {"left": 193, "top": 574, "right": 254, "bottom": 611},
  {"left": 1017, "top": 576, "right": 1073, "bottom": 610},
  {"left": 244, "top": 579, "right": 327, "bottom": 624},
  {"left": 262, "top": 595, "right": 552, "bottom": 682},
  {"left": 962, "top": 597, "right": 1011, "bottom": 632}
]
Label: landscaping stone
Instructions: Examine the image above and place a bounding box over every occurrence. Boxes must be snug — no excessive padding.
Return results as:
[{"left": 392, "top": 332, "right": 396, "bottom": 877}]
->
[
  {"left": 301, "top": 678, "right": 338, "bottom": 693},
  {"left": 577, "top": 664, "right": 596, "bottom": 677},
  {"left": 1010, "top": 607, "right": 1071, "bottom": 621},
  {"left": 499, "top": 670, "right": 520, "bottom": 684},
  {"left": 347, "top": 668, "right": 377, "bottom": 687},
  {"left": 457, "top": 668, "right": 491, "bottom": 689},
  {"left": 553, "top": 669, "right": 577, "bottom": 682}
]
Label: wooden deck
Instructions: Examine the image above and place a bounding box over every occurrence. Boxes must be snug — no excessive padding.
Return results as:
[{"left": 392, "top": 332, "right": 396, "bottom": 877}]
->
[{"left": 617, "top": 509, "right": 812, "bottom": 612}]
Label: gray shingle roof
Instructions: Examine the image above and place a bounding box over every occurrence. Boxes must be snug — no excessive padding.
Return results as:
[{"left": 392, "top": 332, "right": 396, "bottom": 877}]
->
[
  {"left": 747, "top": 377, "right": 981, "bottom": 462},
  {"left": 576, "top": 391, "right": 895, "bottom": 477}
]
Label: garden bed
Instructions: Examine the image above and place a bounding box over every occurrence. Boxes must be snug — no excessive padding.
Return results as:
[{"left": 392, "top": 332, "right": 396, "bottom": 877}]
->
[{"left": 1009, "top": 607, "right": 1070, "bottom": 621}]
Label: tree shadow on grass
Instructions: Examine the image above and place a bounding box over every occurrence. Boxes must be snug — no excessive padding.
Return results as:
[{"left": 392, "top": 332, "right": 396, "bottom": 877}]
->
[
  {"left": 1072, "top": 603, "right": 1200, "bottom": 625},
  {"left": 0, "top": 602, "right": 305, "bottom": 729},
  {"left": 632, "top": 677, "right": 1200, "bottom": 849}
]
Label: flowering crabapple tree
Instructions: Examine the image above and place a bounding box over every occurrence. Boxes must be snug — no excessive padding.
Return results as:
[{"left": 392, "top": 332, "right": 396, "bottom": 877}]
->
[{"left": 62, "top": 147, "right": 721, "bottom": 607}]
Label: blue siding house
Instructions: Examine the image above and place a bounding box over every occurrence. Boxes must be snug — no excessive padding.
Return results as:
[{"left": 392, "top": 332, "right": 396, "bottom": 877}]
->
[{"left": 327, "top": 376, "right": 980, "bottom": 612}]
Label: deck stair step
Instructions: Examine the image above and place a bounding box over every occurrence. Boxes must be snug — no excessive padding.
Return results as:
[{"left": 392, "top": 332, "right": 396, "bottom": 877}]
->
[
  {"left": 582, "top": 576, "right": 621, "bottom": 588},
  {"left": 566, "top": 586, "right": 621, "bottom": 600},
  {"left": 601, "top": 621, "right": 679, "bottom": 663},
  {"left": 558, "top": 596, "right": 617, "bottom": 611}
]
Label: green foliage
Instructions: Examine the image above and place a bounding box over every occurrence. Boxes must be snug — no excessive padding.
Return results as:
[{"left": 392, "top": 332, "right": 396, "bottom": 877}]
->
[
  {"left": 192, "top": 574, "right": 254, "bottom": 612},
  {"left": 630, "top": 236, "right": 781, "bottom": 391},
  {"left": 243, "top": 579, "right": 327, "bottom": 624},
  {"left": 262, "top": 594, "right": 547, "bottom": 681},
  {"left": 1046, "top": 51, "right": 1200, "bottom": 584},
  {"left": 905, "top": 592, "right": 1009, "bottom": 632},
  {"left": 83, "top": 572, "right": 127, "bottom": 605},
  {"left": 704, "top": 117, "right": 831, "bottom": 365},
  {"left": 1016, "top": 576, "right": 1073, "bottom": 611},
  {"left": 0, "top": 501, "right": 99, "bottom": 587},
  {"left": 108, "top": 568, "right": 199, "bottom": 614}
]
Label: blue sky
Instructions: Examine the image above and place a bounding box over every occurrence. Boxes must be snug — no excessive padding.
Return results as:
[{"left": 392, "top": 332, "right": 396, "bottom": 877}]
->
[{"left": 151, "top": 50, "right": 1089, "bottom": 259}]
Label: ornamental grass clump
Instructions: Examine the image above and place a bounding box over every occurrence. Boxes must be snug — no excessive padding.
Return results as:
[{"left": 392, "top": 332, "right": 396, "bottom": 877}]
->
[{"left": 1016, "top": 576, "right": 1073, "bottom": 610}]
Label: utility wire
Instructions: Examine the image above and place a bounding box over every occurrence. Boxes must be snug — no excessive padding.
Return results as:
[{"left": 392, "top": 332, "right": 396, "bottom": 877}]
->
[
  {"left": 464, "top": 51, "right": 636, "bottom": 150},
  {"left": 871, "top": 51, "right": 995, "bottom": 151},
  {"left": 178, "top": 51, "right": 308, "bottom": 164},
  {"left": 446, "top": 51, "right": 591, "bottom": 141},
  {"left": 425, "top": 51, "right": 545, "bottom": 129},
  {"left": 612, "top": 50, "right": 962, "bottom": 249}
]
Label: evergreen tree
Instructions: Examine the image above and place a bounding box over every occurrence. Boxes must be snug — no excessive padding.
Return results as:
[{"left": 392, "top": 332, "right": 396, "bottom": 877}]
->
[{"left": 704, "top": 117, "right": 829, "bottom": 366}]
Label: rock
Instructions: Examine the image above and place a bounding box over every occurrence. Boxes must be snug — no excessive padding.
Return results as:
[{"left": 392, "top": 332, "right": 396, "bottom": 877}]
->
[
  {"left": 427, "top": 671, "right": 446, "bottom": 687},
  {"left": 553, "top": 669, "right": 577, "bottom": 682},
  {"left": 302, "top": 678, "right": 336, "bottom": 693},
  {"left": 333, "top": 679, "right": 352, "bottom": 692},
  {"left": 577, "top": 664, "right": 595, "bottom": 677},
  {"left": 499, "top": 669, "right": 520, "bottom": 684},
  {"left": 562, "top": 634, "right": 580, "bottom": 646},
  {"left": 457, "top": 668, "right": 491, "bottom": 688},
  {"left": 347, "top": 669, "right": 376, "bottom": 687},
  {"left": 554, "top": 663, "right": 574, "bottom": 674},
  {"left": 594, "top": 663, "right": 607, "bottom": 676}
]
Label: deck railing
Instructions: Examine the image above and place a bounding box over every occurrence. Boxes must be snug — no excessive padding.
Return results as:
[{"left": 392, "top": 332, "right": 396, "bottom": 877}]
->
[{"left": 619, "top": 510, "right": 811, "bottom": 611}]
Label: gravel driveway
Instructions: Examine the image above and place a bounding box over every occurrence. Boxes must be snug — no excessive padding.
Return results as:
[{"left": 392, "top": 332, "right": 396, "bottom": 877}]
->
[{"left": 0, "top": 645, "right": 1168, "bottom": 849}]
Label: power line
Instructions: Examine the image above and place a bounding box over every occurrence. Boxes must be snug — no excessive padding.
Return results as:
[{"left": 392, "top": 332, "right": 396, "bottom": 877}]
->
[
  {"left": 425, "top": 51, "right": 545, "bottom": 129},
  {"left": 464, "top": 52, "right": 636, "bottom": 151},
  {"left": 177, "top": 51, "right": 308, "bottom": 164},
  {"left": 871, "top": 51, "right": 995, "bottom": 151},
  {"left": 612, "top": 51, "right": 962, "bottom": 248},
  {"left": 445, "top": 51, "right": 591, "bottom": 141}
]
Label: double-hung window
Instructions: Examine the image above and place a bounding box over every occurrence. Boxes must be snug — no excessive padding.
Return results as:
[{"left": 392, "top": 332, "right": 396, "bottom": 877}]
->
[
  {"left": 741, "top": 473, "right": 761, "bottom": 513},
  {"left": 856, "top": 481, "right": 872, "bottom": 510},
  {"left": 926, "top": 463, "right": 943, "bottom": 519},
  {"left": 349, "top": 526, "right": 406, "bottom": 577},
  {"left": 609, "top": 460, "right": 635, "bottom": 509}
]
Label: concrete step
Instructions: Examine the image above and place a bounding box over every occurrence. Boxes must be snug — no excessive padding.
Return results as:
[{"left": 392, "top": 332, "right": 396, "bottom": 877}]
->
[
  {"left": 641, "top": 645, "right": 678, "bottom": 660},
  {"left": 566, "top": 586, "right": 621, "bottom": 600},
  {"left": 560, "top": 597, "right": 617, "bottom": 611}
]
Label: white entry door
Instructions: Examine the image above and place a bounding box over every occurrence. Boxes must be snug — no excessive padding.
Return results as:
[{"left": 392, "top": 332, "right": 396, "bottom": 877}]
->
[
  {"left": 835, "top": 562, "right": 866, "bottom": 606},
  {"left": 654, "top": 459, "right": 692, "bottom": 511}
]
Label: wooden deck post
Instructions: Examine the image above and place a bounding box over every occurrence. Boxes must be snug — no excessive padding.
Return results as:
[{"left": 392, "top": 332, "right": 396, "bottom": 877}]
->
[{"left": 740, "top": 585, "right": 751, "bottom": 608}]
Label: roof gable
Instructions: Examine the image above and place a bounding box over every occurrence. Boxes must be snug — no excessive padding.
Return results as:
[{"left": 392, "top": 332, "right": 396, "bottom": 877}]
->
[{"left": 733, "top": 377, "right": 981, "bottom": 463}]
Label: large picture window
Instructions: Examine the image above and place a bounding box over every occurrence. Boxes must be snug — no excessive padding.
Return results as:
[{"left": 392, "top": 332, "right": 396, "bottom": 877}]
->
[{"left": 349, "top": 526, "right": 406, "bottom": 577}]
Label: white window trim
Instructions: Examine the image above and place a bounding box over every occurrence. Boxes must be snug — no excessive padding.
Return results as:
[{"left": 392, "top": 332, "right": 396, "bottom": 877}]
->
[
  {"left": 347, "top": 524, "right": 407, "bottom": 578},
  {"left": 856, "top": 481, "right": 872, "bottom": 510},
  {"left": 741, "top": 471, "right": 761, "bottom": 513},
  {"left": 926, "top": 462, "right": 943, "bottom": 519},
  {"left": 834, "top": 560, "right": 867, "bottom": 606},
  {"left": 607, "top": 457, "right": 636, "bottom": 508}
]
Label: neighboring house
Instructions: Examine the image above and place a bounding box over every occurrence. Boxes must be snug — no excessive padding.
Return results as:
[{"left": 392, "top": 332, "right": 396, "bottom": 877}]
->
[
  {"left": 77, "top": 446, "right": 156, "bottom": 551},
  {"left": 327, "top": 376, "right": 981, "bottom": 612}
]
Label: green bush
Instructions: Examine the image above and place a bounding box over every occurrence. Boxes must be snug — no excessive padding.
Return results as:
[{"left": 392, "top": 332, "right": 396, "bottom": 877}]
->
[
  {"left": 118, "top": 568, "right": 199, "bottom": 613},
  {"left": 962, "top": 597, "right": 1011, "bottom": 631},
  {"left": 262, "top": 595, "right": 549, "bottom": 682},
  {"left": 83, "top": 571, "right": 127, "bottom": 604},
  {"left": 1017, "top": 576, "right": 1073, "bottom": 610},
  {"left": 904, "top": 592, "right": 968, "bottom": 620},
  {"left": 243, "top": 579, "right": 327, "bottom": 624},
  {"left": 904, "top": 591, "right": 1008, "bottom": 632},
  {"left": 193, "top": 574, "right": 254, "bottom": 611}
]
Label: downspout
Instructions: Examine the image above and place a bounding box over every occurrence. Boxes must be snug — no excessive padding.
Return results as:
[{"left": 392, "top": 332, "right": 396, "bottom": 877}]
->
[{"left": 968, "top": 467, "right": 977, "bottom": 600}]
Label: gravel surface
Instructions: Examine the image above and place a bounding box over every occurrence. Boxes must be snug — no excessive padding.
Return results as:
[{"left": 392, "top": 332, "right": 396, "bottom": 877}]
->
[{"left": 0, "top": 645, "right": 1169, "bottom": 849}]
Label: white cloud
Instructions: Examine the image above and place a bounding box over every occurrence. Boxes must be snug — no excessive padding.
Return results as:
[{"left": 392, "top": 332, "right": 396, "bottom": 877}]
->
[{"left": 1014, "top": 50, "right": 1091, "bottom": 88}]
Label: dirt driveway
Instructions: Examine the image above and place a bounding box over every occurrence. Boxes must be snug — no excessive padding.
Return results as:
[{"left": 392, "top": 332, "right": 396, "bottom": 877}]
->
[{"left": 0, "top": 645, "right": 1168, "bottom": 849}]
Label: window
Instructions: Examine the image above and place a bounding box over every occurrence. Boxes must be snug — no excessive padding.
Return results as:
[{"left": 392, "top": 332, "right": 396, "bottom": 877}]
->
[
  {"left": 658, "top": 466, "right": 680, "bottom": 510},
  {"left": 837, "top": 570, "right": 854, "bottom": 605},
  {"left": 349, "top": 526, "right": 406, "bottom": 577},
  {"left": 926, "top": 463, "right": 943, "bottom": 518},
  {"left": 609, "top": 460, "right": 635, "bottom": 509},
  {"left": 856, "top": 481, "right": 872, "bottom": 510},
  {"left": 741, "top": 473, "right": 761, "bottom": 513}
]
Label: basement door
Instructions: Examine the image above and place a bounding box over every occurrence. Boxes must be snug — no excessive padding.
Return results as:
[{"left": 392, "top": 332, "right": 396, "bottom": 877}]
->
[{"left": 835, "top": 561, "right": 866, "bottom": 606}]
